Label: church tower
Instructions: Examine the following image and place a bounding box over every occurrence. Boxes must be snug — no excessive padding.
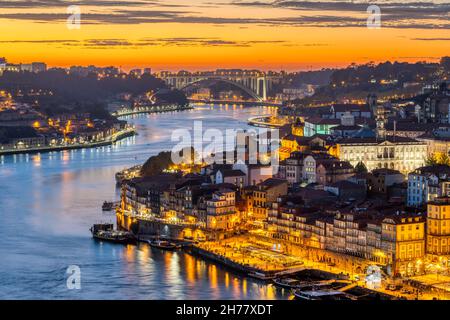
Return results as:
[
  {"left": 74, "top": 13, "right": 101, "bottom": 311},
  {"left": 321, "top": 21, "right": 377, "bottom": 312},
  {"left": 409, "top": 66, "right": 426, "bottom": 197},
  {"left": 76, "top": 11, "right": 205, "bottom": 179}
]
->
[
  {"left": 291, "top": 117, "right": 304, "bottom": 137},
  {"left": 375, "top": 105, "right": 387, "bottom": 140}
]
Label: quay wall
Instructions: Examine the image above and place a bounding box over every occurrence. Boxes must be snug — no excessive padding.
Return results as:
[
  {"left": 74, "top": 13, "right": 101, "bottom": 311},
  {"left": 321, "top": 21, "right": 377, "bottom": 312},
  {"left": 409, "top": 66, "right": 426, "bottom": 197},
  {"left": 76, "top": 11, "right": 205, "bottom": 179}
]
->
[
  {"left": 117, "top": 213, "right": 208, "bottom": 240},
  {"left": 113, "top": 105, "right": 193, "bottom": 117},
  {"left": 190, "top": 246, "right": 269, "bottom": 276},
  {"left": 0, "top": 129, "right": 136, "bottom": 156}
]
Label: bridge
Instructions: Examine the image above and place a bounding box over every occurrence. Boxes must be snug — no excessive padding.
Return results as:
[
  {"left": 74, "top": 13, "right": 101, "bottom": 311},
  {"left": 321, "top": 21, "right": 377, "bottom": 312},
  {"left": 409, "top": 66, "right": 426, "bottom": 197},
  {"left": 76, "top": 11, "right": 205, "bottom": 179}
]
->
[{"left": 158, "top": 70, "right": 283, "bottom": 102}]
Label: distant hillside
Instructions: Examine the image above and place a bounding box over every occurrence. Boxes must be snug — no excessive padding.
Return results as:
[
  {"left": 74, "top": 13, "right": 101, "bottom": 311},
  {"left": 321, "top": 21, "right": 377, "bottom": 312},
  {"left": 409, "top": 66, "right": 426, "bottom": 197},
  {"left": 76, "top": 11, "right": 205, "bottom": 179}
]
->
[
  {"left": 289, "top": 69, "right": 335, "bottom": 87},
  {"left": 297, "top": 57, "right": 449, "bottom": 105},
  {"left": 0, "top": 70, "right": 188, "bottom": 118}
]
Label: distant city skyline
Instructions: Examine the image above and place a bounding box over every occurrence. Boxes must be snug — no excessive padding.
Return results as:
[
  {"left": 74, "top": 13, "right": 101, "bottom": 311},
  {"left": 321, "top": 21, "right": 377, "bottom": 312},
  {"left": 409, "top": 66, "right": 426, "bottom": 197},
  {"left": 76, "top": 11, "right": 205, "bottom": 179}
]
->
[
  {"left": 0, "top": 0, "right": 448, "bottom": 71},
  {"left": 1, "top": 55, "right": 447, "bottom": 74}
]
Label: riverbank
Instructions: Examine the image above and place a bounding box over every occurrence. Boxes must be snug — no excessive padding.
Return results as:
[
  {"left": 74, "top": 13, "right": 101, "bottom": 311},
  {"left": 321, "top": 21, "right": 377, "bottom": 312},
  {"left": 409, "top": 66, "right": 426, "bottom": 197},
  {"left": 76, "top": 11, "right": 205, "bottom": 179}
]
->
[
  {"left": 112, "top": 104, "right": 193, "bottom": 117},
  {"left": 189, "top": 99, "right": 282, "bottom": 107},
  {"left": 0, "top": 127, "right": 136, "bottom": 156}
]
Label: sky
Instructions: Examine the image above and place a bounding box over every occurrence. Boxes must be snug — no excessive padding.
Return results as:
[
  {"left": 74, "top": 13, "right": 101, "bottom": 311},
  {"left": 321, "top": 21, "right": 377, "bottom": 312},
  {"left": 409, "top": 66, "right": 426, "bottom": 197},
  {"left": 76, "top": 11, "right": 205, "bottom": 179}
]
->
[{"left": 0, "top": 0, "right": 449, "bottom": 71}]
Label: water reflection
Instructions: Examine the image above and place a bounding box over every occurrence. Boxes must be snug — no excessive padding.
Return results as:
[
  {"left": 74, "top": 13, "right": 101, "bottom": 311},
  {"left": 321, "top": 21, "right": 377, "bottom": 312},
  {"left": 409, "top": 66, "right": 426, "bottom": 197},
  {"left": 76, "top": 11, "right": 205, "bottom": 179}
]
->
[{"left": 0, "top": 104, "right": 287, "bottom": 299}]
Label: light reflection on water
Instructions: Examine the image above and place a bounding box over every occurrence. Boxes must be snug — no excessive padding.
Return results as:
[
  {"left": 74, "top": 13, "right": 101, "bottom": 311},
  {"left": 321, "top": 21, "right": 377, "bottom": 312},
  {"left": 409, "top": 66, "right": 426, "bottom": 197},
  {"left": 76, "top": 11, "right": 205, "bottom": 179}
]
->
[{"left": 0, "top": 104, "right": 286, "bottom": 299}]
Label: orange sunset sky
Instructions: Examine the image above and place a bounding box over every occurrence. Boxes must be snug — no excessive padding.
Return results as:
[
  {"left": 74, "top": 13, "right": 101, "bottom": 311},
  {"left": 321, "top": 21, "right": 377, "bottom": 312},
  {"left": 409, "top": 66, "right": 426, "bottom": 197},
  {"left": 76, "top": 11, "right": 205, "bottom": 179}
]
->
[{"left": 0, "top": 0, "right": 449, "bottom": 71}]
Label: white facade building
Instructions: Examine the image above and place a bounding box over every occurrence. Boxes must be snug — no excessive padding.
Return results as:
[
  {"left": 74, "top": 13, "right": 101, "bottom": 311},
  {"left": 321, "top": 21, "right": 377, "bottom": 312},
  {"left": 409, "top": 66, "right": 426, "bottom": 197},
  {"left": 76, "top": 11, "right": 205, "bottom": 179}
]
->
[{"left": 407, "top": 165, "right": 450, "bottom": 206}]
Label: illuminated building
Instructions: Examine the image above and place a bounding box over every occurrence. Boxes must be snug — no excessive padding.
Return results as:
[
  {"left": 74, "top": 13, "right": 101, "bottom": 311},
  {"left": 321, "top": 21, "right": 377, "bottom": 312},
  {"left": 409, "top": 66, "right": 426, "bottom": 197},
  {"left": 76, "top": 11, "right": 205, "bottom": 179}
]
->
[
  {"left": 407, "top": 165, "right": 450, "bottom": 206},
  {"left": 215, "top": 169, "right": 247, "bottom": 188},
  {"left": 304, "top": 118, "right": 340, "bottom": 137},
  {"left": 381, "top": 214, "right": 426, "bottom": 276},
  {"left": 285, "top": 151, "right": 309, "bottom": 185},
  {"left": 291, "top": 118, "right": 304, "bottom": 137},
  {"left": 332, "top": 106, "right": 427, "bottom": 173},
  {"left": 267, "top": 203, "right": 426, "bottom": 276},
  {"left": 247, "top": 178, "right": 288, "bottom": 220},
  {"left": 427, "top": 197, "right": 450, "bottom": 256},
  {"left": 416, "top": 82, "right": 449, "bottom": 124},
  {"left": 327, "top": 104, "right": 372, "bottom": 120},
  {"left": 333, "top": 135, "right": 427, "bottom": 174},
  {"left": 279, "top": 134, "right": 328, "bottom": 161},
  {"left": 206, "top": 189, "right": 237, "bottom": 231},
  {"left": 303, "top": 153, "right": 353, "bottom": 184},
  {"left": 316, "top": 161, "right": 355, "bottom": 186}
]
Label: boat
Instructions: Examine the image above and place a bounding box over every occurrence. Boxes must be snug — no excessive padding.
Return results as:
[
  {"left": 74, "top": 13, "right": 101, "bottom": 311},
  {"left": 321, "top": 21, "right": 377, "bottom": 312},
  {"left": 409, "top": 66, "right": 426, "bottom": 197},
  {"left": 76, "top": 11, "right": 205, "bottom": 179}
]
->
[
  {"left": 294, "top": 289, "right": 352, "bottom": 301},
  {"left": 248, "top": 272, "right": 275, "bottom": 281},
  {"left": 102, "top": 201, "right": 114, "bottom": 211},
  {"left": 90, "top": 224, "right": 136, "bottom": 244},
  {"left": 273, "top": 277, "right": 303, "bottom": 289},
  {"left": 147, "top": 239, "right": 178, "bottom": 250}
]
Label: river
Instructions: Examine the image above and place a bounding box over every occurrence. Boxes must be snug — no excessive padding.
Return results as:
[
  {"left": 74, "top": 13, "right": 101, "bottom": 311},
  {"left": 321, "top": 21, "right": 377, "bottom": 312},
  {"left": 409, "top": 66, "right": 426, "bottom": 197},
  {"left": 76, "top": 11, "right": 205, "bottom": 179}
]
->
[{"left": 0, "top": 104, "right": 289, "bottom": 300}]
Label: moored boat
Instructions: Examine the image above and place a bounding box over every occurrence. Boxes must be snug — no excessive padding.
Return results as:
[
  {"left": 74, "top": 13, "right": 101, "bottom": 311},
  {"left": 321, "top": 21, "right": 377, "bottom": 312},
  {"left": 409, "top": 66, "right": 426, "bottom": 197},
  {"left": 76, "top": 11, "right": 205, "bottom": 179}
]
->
[
  {"left": 273, "top": 277, "right": 303, "bottom": 289},
  {"left": 248, "top": 271, "right": 275, "bottom": 281},
  {"left": 90, "top": 223, "right": 136, "bottom": 244},
  {"left": 147, "top": 239, "right": 178, "bottom": 250},
  {"left": 294, "top": 289, "right": 351, "bottom": 301}
]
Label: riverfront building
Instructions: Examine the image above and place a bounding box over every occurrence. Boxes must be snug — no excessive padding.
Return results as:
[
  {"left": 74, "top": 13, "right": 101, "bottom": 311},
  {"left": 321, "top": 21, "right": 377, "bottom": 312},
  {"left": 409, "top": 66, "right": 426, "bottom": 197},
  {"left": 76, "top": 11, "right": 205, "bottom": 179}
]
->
[{"left": 427, "top": 197, "right": 450, "bottom": 256}]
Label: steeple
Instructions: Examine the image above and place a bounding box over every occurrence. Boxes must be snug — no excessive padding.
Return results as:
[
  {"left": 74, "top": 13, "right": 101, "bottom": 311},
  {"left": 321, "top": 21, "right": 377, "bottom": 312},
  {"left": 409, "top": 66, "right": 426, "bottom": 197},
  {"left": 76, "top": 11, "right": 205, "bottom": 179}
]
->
[
  {"left": 375, "top": 105, "right": 387, "bottom": 140},
  {"left": 292, "top": 117, "right": 304, "bottom": 137}
]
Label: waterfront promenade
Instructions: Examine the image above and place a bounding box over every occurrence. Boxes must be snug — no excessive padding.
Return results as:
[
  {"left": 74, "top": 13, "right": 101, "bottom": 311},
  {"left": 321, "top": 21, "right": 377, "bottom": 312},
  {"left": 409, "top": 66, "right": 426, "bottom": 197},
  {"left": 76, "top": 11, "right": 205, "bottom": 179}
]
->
[
  {"left": 112, "top": 104, "right": 193, "bottom": 117},
  {"left": 0, "top": 127, "right": 136, "bottom": 156}
]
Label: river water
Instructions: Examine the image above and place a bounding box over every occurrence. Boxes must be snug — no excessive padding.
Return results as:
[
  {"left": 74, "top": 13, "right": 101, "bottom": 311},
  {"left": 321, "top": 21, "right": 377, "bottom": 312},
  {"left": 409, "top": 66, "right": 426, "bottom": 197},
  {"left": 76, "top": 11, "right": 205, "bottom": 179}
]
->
[{"left": 0, "top": 104, "right": 289, "bottom": 299}]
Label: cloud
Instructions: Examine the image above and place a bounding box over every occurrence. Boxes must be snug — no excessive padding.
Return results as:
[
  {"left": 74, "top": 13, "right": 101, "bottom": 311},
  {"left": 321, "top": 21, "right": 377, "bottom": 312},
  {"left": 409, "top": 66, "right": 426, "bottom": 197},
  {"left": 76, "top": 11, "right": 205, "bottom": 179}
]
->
[
  {"left": 231, "top": 0, "right": 450, "bottom": 28},
  {"left": 0, "top": 0, "right": 447, "bottom": 29},
  {"left": 411, "top": 37, "right": 450, "bottom": 41},
  {"left": 0, "top": 37, "right": 292, "bottom": 48},
  {"left": 0, "top": 39, "right": 78, "bottom": 44},
  {"left": 0, "top": 0, "right": 180, "bottom": 8}
]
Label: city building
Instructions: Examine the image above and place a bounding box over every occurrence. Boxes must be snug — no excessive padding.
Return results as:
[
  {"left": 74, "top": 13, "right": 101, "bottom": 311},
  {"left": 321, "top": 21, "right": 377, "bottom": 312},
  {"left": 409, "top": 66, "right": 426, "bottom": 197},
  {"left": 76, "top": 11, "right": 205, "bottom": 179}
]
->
[
  {"left": 206, "top": 189, "right": 237, "bottom": 231},
  {"left": 246, "top": 178, "right": 288, "bottom": 220},
  {"left": 427, "top": 197, "right": 450, "bottom": 256},
  {"left": 304, "top": 117, "right": 340, "bottom": 137},
  {"left": 330, "top": 112, "right": 362, "bottom": 138},
  {"left": 415, "top": 82, "right": 450, "bottom": 124},
  {"left": 381, "top": 213, "right": 426, "bottom": 276},
  {"left": 316, "top": 160, "right": 355, "bottom": 186},
  {"left": 367, "top": 168, "right": 405, "bottom": 194},
  {"left": 325, "top": 104, "right": 372, "bottom": 119},
  {"left": 215, "top": 169, "right": 247, "bottom": 188},
  {"left": 332, "top": 135, "right": 427, "bottom": 174},
  {"left": 302, "top": 153, "right": 337, "bottom": 184},
  {"left": 324, "top": 180, "right": 366, "bottom": 201},
  {"left": 129, "top": 69, "right": 142, "bottom": 77},
  {"left": 407, "top": 165, "right": 450, "bottom": 207},
  {"left": 285, "top": 151, "right": 309, "bottom": 185}
]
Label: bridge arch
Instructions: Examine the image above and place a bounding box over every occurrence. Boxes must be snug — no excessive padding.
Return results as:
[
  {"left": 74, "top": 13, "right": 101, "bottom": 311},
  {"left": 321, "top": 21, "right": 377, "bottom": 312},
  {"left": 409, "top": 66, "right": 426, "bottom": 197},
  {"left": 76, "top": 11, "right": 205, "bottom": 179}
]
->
[{"left": 178, "top": 77, "right": 264, "bottom": 102}]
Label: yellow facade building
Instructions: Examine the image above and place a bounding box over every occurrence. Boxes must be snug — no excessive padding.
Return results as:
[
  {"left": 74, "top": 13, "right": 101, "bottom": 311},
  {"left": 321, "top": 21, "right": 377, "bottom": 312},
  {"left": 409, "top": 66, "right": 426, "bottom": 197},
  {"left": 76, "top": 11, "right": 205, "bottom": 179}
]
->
[
  {"left": 382, "top": 215, "right": 426, "bottom": 276},
  {"left": 427, "top": 197, "right": 450, "bottom": 256}
]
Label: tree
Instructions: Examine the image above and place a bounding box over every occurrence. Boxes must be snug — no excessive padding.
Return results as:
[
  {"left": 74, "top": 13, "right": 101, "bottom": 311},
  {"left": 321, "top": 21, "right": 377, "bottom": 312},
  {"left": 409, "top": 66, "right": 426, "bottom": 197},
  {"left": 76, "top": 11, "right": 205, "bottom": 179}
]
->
[
  {"left": 140, "top": 147, "right": 201, "bottom": 177},
  {"left": 425, "top": 153, "right": 450, "bottom": 166},
  {"left": 140, "top": 151, "right": 174, "bottom": 177},
  {"left": 425, "top": 154, "right": 437, "bottom": 166},
  {"left": 355, "top": 161, "right": 368, "bottom": 173},
  {"left": 438, "top": 153, "right": 450, "bottom": 166}
]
